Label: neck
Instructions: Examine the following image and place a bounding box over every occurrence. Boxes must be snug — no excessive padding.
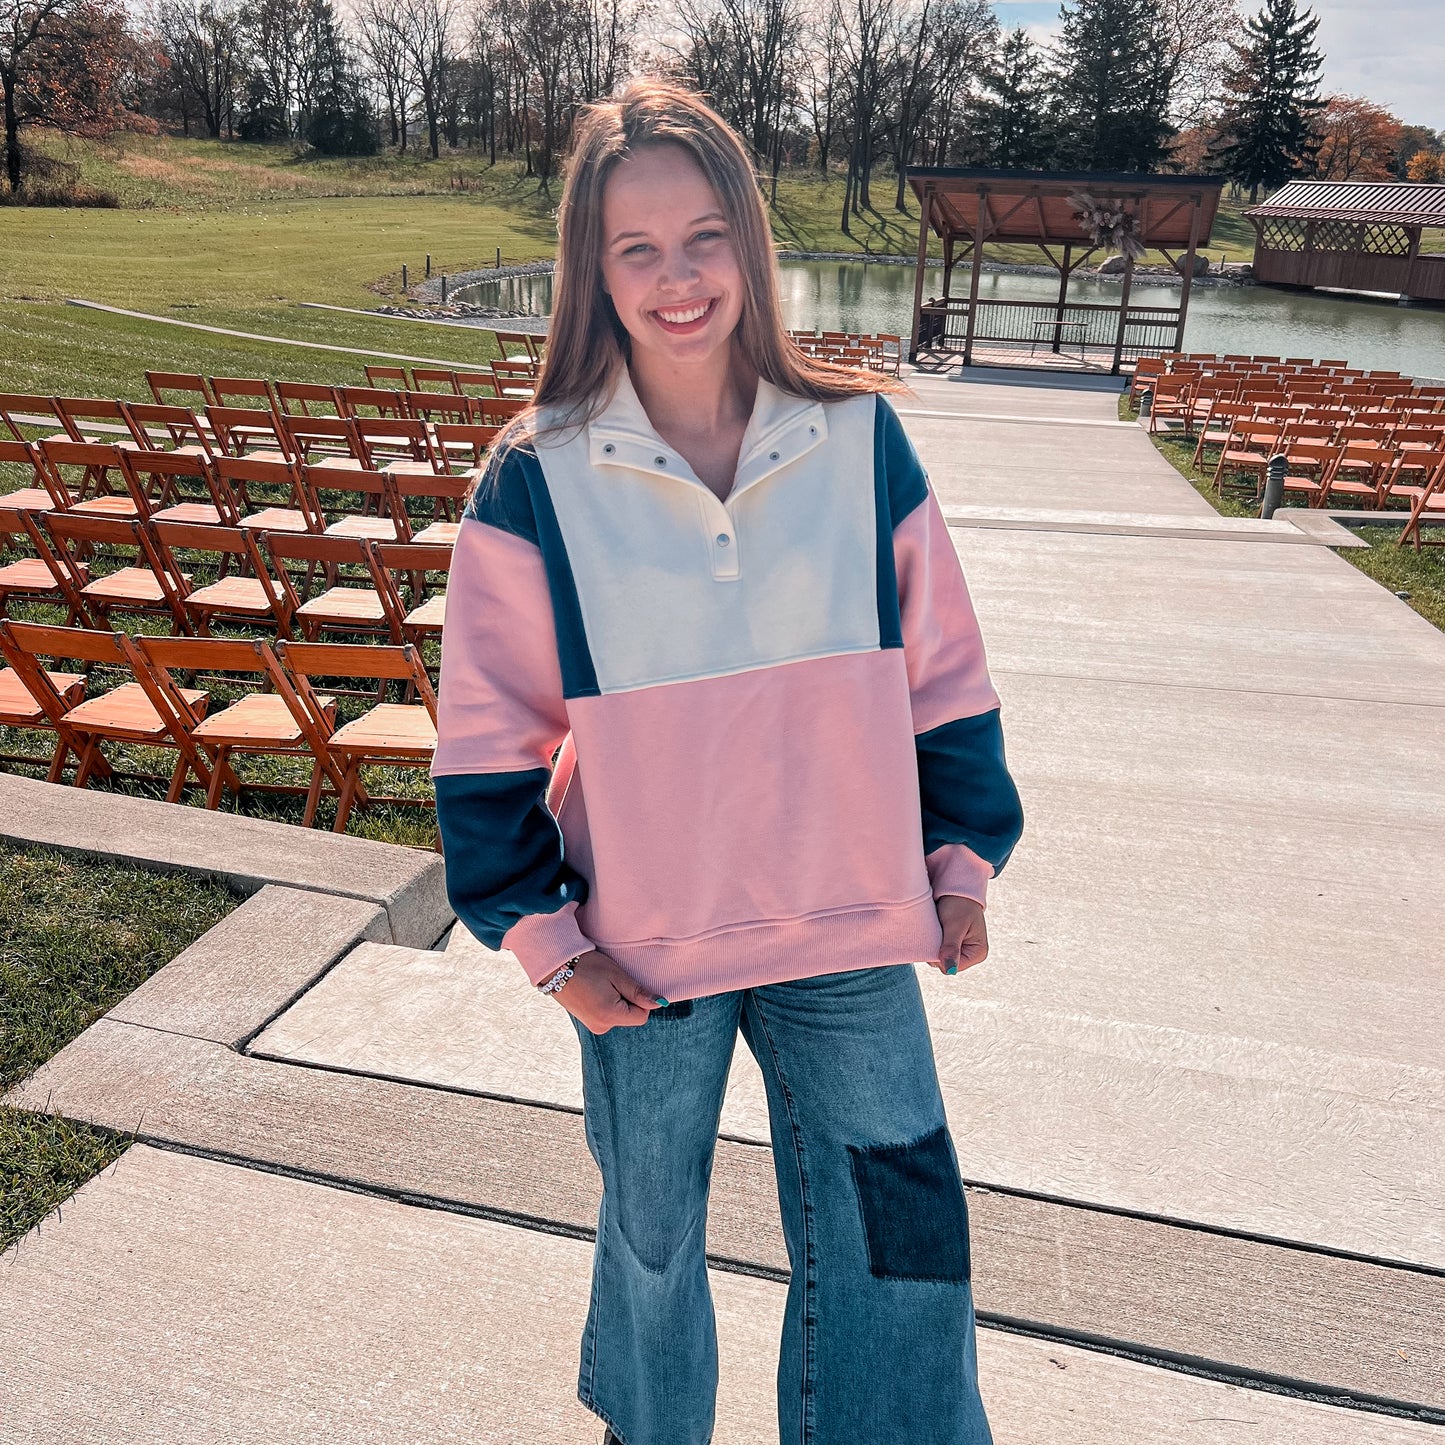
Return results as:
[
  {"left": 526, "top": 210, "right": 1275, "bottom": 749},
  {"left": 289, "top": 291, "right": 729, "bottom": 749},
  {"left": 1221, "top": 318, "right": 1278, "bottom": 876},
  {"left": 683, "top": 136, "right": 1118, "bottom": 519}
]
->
[{"left": 627, "top": 339, "right": 758, "bottom": 438}]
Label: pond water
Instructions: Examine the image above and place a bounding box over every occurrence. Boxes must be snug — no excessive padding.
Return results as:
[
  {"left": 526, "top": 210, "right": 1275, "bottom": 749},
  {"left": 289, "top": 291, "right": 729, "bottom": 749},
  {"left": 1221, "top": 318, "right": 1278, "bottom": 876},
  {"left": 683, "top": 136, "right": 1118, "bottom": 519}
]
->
[{"left": 455, "top": 259, "right": 1445, "bottom": 381}]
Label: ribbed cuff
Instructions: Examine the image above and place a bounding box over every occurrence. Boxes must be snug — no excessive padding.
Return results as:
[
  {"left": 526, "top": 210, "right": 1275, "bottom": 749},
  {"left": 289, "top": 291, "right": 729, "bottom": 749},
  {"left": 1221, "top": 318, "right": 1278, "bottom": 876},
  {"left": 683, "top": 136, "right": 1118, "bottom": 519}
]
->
[
  {"left": 924, "top": 843, "right": 993, "bottom": 909},
  {"left": 503, "top": 900, "right": 594, "bottom": 985}
]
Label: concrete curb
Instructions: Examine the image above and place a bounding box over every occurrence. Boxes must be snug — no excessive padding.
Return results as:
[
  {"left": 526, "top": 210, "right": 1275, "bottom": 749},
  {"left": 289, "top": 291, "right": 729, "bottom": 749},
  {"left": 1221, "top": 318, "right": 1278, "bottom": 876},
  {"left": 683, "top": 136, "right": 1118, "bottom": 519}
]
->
[{"left": 0, "top": 773, "right": 452, "bottom": 949}]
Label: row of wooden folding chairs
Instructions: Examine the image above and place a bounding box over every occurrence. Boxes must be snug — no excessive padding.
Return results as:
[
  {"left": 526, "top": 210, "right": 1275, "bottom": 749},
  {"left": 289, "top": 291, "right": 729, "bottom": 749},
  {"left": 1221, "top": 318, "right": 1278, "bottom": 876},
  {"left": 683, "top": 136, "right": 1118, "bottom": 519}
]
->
[
  {"left": 1148, "top": 378, "right": 1444, "bottom": 436},
  {"left": 0, "top": 439, "right": 470, "bottom": 568},
  {"left": 0, "top": 497, "right": 450, "bottom": 648},
  {"left": 0, "top": 621, "right": 436, "bottom": 832},
  {"left": 786, "top": 329, "right": 902, "bottom": 376},
  {"left": 1131, "top": 356, "right": 1440, "bottom": 409},
  {"left": 362, "top": 357, "right": 541, "bottom": 399},
  {"left": 1192, "top": 406, "right": 1445, "bottom": 469}
]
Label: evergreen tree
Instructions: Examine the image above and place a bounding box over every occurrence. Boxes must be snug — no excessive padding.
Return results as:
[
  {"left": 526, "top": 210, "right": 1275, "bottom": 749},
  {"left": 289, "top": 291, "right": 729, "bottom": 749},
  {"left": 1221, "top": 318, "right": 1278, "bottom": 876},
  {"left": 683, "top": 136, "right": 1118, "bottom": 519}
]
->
[
  {"left": 969, "top": 28, "right": 1056, "bottom": 168},
  {"left": 1209, "top": 0, "right": 1324, "bottom": 200},
  {"left": 1049, "top": 0, "right": 1176, "bottom": 171},
  {"left": 299, "top": 0, "right": 376, "bottom": 155}
]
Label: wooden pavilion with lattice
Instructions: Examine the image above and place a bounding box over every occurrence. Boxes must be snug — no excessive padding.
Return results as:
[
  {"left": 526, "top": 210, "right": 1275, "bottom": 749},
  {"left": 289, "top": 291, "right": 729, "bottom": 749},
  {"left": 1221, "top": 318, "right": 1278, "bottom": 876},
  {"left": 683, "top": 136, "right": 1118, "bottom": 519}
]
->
[
  {"left": 903, "top": 167, "right": 1224, "bottom": 374},
  {"left": 1243, "top": 180, "right": 1445, "bottom": 303}
]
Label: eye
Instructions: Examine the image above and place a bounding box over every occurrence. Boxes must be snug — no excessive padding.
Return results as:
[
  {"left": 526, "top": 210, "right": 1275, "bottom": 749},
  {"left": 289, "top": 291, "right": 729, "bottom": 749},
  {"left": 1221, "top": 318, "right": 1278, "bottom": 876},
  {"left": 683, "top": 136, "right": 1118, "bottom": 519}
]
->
[
  {"left": 622, "top": 242, "right": 652, "bottom": 256},
  {"left": 693, "top": 229, "right": 725, "bottom": 243}
]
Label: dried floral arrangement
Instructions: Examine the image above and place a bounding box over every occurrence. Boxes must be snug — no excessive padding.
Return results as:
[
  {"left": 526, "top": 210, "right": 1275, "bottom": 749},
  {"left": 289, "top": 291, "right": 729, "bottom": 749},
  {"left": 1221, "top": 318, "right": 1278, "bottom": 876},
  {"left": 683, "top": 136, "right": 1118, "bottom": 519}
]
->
[{"left": 1067, "top": 192, "right": 1148, "bottom": 261}]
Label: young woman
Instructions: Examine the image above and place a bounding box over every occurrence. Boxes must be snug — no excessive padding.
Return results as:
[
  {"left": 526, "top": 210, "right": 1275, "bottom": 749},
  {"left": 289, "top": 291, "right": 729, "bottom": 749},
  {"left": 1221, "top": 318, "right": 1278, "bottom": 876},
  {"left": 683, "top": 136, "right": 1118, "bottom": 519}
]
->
[{"left": 432, "top": 77, "right": 1024, "bottom": 1445}]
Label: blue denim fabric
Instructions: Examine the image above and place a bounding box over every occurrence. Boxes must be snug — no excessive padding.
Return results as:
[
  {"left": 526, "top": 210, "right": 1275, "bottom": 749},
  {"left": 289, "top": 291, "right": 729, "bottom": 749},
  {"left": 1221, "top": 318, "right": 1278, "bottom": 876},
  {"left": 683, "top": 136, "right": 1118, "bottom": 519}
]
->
[{"left": 568, "top": 963, "right": 994, "bottom": 1445}]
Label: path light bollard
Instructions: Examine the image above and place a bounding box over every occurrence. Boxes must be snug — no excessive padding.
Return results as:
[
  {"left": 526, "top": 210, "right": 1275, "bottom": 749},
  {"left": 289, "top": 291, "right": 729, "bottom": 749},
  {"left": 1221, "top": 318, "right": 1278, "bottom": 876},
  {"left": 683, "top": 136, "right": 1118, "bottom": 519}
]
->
[
  {"left": 1261, "top": 453, "right": 1287, "bottom": 519},
  {"left": 1138, "top": 387, "right": 1153, "bottom": 421},
  {"left": 496, "top": 246, "right": 501, "bottom": 268},
  {"left": 441, "top": 274, "right": 448, "bottom": 305},
  {"left": 426, "top": 254, "right": 431, "bottom": 278},
  {"left": 402, "top": 263, "right": 408, "bottom": 292}
]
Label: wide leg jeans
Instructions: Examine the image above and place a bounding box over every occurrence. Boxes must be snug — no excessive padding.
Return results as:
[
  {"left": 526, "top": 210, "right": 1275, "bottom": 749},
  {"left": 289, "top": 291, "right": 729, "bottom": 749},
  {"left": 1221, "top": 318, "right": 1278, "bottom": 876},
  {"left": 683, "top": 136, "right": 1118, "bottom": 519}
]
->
[{"left": 568, "top": 962, "right": 994, "bottom": 1445}]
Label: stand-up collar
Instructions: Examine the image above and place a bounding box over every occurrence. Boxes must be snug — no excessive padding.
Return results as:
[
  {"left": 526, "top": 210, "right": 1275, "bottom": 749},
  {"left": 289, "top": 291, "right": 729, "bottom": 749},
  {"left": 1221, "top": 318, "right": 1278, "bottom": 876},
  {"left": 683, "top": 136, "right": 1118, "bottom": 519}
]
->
[{"left": 584, "top": 362, "right": 829, "bottom": 502}]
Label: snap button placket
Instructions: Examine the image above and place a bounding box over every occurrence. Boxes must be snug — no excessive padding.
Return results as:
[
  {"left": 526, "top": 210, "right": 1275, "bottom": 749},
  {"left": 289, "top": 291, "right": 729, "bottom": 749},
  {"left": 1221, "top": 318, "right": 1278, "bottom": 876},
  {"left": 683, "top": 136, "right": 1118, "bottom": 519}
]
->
[{"left": 716, "top": 533, "right": 730, "bottom": 547}]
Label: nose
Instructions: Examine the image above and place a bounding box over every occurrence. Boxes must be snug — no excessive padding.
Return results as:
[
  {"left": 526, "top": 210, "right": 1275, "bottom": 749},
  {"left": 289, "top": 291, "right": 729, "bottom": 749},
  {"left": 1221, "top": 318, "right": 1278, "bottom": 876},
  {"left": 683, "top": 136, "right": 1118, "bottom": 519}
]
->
[{"left": 655, "top": 241, "right": 702, "bottom": 293}]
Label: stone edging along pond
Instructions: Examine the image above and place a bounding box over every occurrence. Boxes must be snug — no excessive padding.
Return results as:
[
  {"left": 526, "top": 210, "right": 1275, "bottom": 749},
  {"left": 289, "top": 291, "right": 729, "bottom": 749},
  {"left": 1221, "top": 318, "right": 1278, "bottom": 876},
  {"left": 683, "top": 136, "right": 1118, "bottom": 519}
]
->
[{"left": 389, "top": 250, "right": 1254, "bottom": 321}]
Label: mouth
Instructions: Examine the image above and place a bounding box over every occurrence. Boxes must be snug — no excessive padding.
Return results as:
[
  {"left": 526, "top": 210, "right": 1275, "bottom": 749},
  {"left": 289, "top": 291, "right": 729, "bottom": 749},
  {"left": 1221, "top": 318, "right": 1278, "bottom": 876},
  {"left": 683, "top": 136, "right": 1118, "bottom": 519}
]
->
[{"left": 651, "top": 296, "right": 719, "bottom": 334}]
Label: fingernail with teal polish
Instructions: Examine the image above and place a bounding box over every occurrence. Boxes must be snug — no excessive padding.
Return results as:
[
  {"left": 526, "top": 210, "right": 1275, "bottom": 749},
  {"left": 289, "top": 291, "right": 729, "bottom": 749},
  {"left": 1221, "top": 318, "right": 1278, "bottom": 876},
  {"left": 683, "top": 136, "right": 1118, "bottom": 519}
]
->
[
  {"left": 655, "top": 996, "right": 670, "bottom": 1006},
  {"left": 946, "top": 963, "right": 958, "bottom": 975}
]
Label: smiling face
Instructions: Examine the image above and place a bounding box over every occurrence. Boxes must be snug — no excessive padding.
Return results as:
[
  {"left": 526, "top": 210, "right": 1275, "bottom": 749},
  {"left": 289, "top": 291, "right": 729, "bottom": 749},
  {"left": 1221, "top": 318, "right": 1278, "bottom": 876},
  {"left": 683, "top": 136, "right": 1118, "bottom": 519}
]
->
[{"left": 598, "top": 141, "right": 746, "bottom": 376}]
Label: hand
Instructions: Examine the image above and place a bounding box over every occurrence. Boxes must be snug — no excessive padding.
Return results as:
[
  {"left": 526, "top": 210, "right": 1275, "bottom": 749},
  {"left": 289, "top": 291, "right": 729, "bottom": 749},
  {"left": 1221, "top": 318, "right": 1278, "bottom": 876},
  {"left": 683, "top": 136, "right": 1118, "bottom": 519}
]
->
[
  {"left": 930, "top": 894, "right": 988, "bottom": 975},
  {"left": 548, "top": 949, "right": 663, "bottom": 1034}
]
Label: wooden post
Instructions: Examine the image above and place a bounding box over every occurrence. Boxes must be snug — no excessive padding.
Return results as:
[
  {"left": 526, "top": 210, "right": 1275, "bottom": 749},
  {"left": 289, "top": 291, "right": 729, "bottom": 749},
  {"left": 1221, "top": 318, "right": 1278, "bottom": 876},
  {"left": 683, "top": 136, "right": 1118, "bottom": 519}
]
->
[
  {"left": 962, "top": 188, "right": 988, "bottom": 367},
  {"left": 943, "top": 235, "right": 954, "bottom": 299},
  {"left": 908, "top": 182, "right": 931, "bottom": 363},
  {"left": 1172, "top": 193, "right": 1204, "bottom": 353},
  {"left": 1052, "top": 242, "right": 1072, "bottom": 354},
  {"left": 1111, "top": 250, "right": 1135, "bottom": 375}
]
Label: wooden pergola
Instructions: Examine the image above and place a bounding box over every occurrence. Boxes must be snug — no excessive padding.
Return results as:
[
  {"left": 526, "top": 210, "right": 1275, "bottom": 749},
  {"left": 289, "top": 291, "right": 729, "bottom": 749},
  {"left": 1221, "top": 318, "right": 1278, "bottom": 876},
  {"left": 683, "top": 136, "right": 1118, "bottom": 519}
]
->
[
  {"left": 1244, "top": 180, "right": 1445, "bottom": 302},
  {"left": 904, "top": 168, "right": 1224, "bottom": 373}
]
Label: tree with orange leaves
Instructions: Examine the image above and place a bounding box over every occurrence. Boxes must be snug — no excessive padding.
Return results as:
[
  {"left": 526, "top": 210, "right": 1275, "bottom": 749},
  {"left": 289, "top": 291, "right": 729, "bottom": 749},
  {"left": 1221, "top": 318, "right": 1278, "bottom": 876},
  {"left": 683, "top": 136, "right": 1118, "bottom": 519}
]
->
[{"left": 1309, "top": 93, "right": 1403, "bottom": 181}]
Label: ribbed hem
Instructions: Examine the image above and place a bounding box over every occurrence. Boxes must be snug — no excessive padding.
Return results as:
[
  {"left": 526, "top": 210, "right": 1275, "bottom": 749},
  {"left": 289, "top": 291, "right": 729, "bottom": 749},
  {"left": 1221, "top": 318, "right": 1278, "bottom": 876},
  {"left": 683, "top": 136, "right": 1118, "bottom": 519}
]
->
[
  {"left": 586, "top": 893, "right": 946, "bottom": 1002},
  {"left": 503, "top": 901, "right": 594, "bottom": 985},
  {"left": 924, "top": 843, "right": 993, "bottom": 909}
]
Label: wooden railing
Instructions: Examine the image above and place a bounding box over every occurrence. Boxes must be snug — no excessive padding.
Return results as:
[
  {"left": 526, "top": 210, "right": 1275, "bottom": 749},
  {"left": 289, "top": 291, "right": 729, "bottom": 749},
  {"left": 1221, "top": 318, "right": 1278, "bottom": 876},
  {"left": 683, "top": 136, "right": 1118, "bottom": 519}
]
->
[{"left": 917, "top": 297, "right": 1183, "bottom": 369}]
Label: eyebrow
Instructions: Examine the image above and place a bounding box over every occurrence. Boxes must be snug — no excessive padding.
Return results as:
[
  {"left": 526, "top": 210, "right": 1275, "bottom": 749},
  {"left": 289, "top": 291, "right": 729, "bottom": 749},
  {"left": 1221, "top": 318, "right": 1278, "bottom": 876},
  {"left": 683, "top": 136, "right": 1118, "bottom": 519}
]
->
[{"left": 609, "top": 212, "right": 727, "bottom": 244}]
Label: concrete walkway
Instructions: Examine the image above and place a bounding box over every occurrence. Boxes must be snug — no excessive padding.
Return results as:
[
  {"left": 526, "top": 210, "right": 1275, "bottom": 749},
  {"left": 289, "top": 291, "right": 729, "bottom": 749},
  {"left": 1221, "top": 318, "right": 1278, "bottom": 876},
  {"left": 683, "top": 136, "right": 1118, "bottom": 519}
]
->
[{"left": 5, "top": 367, "right": 1443, "bottom": 1440}]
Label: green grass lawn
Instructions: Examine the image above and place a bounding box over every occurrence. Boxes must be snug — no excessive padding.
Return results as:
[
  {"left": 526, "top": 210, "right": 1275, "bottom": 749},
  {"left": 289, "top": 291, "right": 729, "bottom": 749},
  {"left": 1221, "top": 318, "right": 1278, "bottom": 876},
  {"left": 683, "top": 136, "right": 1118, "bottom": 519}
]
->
[
  {"left": 1122, "top": 393, "right": 1445, "bottom": 633},
  {"left": 1, "top": 842, "right": 237, "bottom": 1250}
]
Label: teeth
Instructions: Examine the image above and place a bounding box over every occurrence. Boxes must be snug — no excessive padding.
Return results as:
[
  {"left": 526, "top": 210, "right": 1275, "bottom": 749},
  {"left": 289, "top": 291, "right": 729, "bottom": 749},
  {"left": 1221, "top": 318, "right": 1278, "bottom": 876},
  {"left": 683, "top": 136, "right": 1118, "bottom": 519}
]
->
[{"left": 657, "top": 301, "right": 711, "bottom": 324}]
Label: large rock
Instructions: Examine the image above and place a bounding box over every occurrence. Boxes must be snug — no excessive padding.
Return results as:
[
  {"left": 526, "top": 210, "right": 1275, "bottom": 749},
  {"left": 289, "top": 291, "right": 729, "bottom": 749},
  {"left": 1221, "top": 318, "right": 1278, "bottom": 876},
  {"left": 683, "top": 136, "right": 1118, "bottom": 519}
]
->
[
  {"left": 1096, "top": 254, "right": 1128, "bottom": 275},
  {"left": 1176, "top": 253, "right": 1211, "bottom": 277}
]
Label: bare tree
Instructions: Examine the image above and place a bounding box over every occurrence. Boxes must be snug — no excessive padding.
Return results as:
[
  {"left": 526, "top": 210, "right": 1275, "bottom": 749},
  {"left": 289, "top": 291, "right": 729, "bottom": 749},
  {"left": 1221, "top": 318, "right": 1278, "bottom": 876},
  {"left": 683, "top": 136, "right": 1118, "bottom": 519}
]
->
[
  {"left": 156, "top": 0, "right": 243, "bottom": 138},
  {"left": 798, "top": 0, "right": 845, "bottom": 173},
  {"left": 356, "top": 0, "right": 410, "bottom": 147},
  {"left": 401, "top": 0, "right": 456, "bottom": 158},
  {"left": 1159, "top": 0, "right": 1238, "bottom": 130}
]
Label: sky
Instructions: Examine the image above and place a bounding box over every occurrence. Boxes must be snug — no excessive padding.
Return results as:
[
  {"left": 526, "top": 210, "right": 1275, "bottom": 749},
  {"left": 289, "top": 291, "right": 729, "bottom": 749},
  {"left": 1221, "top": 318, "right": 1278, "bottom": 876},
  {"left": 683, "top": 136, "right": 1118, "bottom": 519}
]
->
[{"left": 990, "top": 0, "right": 1445, "bottom": 133}]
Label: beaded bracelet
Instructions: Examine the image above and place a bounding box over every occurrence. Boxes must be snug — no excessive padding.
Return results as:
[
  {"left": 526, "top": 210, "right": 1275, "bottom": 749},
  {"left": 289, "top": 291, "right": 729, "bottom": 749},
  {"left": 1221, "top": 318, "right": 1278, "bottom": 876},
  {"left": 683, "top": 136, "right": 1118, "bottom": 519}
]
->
[{"left": 538, "top": 954, "right": 584, "bottom": 995}]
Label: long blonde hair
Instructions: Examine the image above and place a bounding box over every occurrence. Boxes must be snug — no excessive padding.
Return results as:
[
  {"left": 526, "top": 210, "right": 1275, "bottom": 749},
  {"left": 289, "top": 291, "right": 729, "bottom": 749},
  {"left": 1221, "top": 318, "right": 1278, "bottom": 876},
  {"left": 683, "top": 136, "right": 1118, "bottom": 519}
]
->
[{"left": 472, "top": 76, "right": 911, "bottom": 502}]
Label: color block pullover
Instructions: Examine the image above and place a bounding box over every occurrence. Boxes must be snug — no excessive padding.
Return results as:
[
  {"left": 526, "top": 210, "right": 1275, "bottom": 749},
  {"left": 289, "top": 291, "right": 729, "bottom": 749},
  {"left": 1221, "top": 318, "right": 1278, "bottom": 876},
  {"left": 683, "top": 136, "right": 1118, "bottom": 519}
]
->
[{"left": 431, "top": 365, "right": 1024, "bottom": 1002}]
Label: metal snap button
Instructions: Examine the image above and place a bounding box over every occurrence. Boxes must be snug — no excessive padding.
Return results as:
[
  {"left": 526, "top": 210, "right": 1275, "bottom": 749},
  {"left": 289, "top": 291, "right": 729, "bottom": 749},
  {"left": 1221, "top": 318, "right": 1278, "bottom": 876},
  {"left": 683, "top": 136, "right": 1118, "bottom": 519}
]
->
[
  {"left": 808, "top": 425, "right": 817, "bottom": 435},
  {"left": 655, "top": 455, "right": 667, "bottom": 466},
  {"left": 769, "top": 450, "right": 780, "bottom": 461},
  {"left": 602, "top": 443, "right": 615, "bottom": 454},
  {"left": 716, "top": 533, "right": 730, "bottom": 546}
]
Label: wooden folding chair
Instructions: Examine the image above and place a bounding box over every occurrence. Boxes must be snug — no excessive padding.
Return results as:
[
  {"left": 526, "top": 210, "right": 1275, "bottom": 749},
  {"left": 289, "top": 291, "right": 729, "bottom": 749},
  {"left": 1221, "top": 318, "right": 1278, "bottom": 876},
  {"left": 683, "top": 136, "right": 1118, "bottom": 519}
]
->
[
  {"left": 274, "top": 639, "right": 437, "bottom": 834},
  {"left": 149, "top": 518, "right": 293, "bottom": 636},
  {"left": 213, "top": 453, "right": 323, "bottom": 535},
  {"left": 387, "top": 467, "right": 469, "bottom": 547},
  {"left": 493, "top": 330, "right": 543, "bottom": 364},
  {"left": 0, "top": 619, "right": 214, "bottom": 800},
  {"left": 52, "top": 397, "right": 141, "bottom": 449},
  {"left": 409, "top": 368, "right": 460, "bottom": 395},
  {"left": 1321, "top": 442, "right": 1393, "bottom": 509},
  {"left": 146, "top": 372, "right": 215, "bottom": 411},
  {"left": 41, "top": 511, "right": 193, "bottom": 634},
  {"left": 367, "top": 539, "right": 451, "bottom": 647},
  {"left": 0, "top": 497, "right": 90, "bottom": 623},
  {"left": 118, "top": 449, "right": 232, "bottom": 526},
  {"left": 470, "top": 396, "right": 529, "bottom": 425},
  {"left": 259, "top": 530, "right": 396, "bottom": 642},
  {"left": 205, "top": 403, "right": 286, "bottom": 463},
  {"left": 1278, "top": 443, "right": 1339, "bottom": 508},
  {"left": 0, "top": 641, "right": 88, "bottom": 781},
  {"left": 275, "top": 381, "right": 344, "bottom": 418},
  {"left": 210, "top": 377, "right": 279, "bottom": 413},
  {"left": 308, "top": 465, "right": 412, "bottom": 541},
  {"left": 347, "top": 417, "right": 437, "bottom": 474},
  {"left": 137, "top": 635, "right": 344, "bottom": 824},
  {"left": 122, "top": 402, "right": 216, "bottom": 460},
  {"left": 399, "top": 392, "right": 472, "bottom": 429},
  {"left": 0, "top": 438, "right": 57, "bottom": 518},
  {"left": 1396, "top": 454, "right": 1445, "bottom": 549},
  {"left": 334, "top": 386, "right": 410, "bottom": 422},
  {"left": 362, "top": 365, "right": 411, "bottom": 391},
  {"left": 37, "top": 438, "right": 139, "bottom": 516},
  {"left": 0, "top": 394, "right": 69, "bottom": 446},
  {"left": 490, "top": 359, "right": 538, "bottom": 399},
  {"left": 1213, "top": 422, "right": 1286, "bottom": 500},
  {"left": 451, "top": 370, "right": 500, "bottom": 404},
  {"left": 276, "top": 413, "right": 363, "bottom": 471}
]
